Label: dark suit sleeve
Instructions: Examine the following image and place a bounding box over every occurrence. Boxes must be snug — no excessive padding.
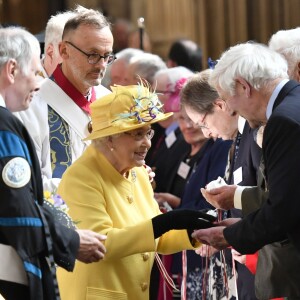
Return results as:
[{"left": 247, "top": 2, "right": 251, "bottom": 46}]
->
[
  {"left": 241, "top": 187, "right": 268, "bottom": 216},
  {"left": 42, "top": 205, "right": 79, "bottom": 271},
  {"left": 224, "top": 114, "right": 300, "bottom": 254}
]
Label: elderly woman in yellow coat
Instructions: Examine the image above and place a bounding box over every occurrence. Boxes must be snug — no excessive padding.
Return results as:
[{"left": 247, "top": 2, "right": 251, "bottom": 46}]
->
[{"left": 57, "top": 84, "right": 215, "bottom": 300}]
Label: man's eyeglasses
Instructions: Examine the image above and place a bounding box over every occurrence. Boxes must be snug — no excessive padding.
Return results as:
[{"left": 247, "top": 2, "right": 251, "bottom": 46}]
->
[
  {"left": 65, "top": 41, "right": 116, "bottom": 65},
  {"left": 124, "top": 129, "right": 155, "bottom": 141}
]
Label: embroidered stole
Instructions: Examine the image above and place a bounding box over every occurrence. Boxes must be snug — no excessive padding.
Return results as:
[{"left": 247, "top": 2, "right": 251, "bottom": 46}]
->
[{"left": 47, "top": 65, "right": 96, "bottom": 178}]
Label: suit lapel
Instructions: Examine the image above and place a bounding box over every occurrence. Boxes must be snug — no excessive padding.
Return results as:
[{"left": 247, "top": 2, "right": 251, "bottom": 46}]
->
[{"left": 273, "top": 80, "right": 299, "bottom": 111}]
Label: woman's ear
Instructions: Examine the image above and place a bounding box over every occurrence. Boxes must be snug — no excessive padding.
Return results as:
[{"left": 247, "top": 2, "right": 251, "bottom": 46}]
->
[
  {"left": 213, "top": 98, "right": 226, "bottom": 110},
  {"left": 107, "top": 136, "right": 115, "bottom": 151}
]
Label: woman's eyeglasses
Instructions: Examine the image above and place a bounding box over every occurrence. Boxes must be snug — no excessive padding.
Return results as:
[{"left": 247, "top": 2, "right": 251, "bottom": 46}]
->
[
  {"left": 124, "top": 129, "right": 155, "bottom": 141},
  {"left": 198, "top": 112, "right": 209, "bottom": 129}
]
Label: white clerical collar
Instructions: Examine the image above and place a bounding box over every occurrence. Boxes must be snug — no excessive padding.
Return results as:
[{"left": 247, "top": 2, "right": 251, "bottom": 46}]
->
[
  {"left": 266, "top": 79, "right": 289, "bottom": 120},
  {"left": 85, "top": 90, "right": 92, "bottom": 101},
  {"left": 0, "top": 94, "right": 6, "bottom": 108}
]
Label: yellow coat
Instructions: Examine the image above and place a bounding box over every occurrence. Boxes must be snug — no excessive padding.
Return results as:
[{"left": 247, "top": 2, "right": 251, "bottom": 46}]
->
[{"left": 57, "top": 145, "right": 198, "bottom": 300}]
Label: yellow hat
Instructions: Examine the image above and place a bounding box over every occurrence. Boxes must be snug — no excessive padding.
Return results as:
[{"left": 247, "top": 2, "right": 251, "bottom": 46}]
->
[{"left": 84, "top": 84, "right": 173, "bottom": 140}]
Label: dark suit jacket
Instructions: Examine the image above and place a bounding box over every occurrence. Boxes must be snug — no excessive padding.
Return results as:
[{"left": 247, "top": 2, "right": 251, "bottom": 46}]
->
[
  {"left": 224, "top": 80, "right": 300, "bottom": 254},
  {"left": 228, "top": 121, "right": 261, "bottom": 300},
  {"left": 241, "top": 152, "right": 300, "bottom": 298},
  {"left": 229, "top": 121, "right": 261, "bottom": 218},
  {"left": 228, "top": 121, "right": 261, "bottom": 186}
]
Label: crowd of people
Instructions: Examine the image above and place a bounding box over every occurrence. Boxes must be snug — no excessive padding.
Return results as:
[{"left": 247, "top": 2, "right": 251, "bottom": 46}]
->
[{"left": 1, "top": 4, "right": 300, "bottom": 300}]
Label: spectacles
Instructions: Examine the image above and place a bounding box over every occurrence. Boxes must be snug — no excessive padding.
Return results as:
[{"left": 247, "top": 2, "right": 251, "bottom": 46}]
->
[
  {"left": 124, "top": 129, "right": 155, "bottom": 141},
  {"left": 65, "top": 41, "right": 116, "bottom": 65},
  {"left": 198, "top": 112, "right": 209, "bottom": 129}
]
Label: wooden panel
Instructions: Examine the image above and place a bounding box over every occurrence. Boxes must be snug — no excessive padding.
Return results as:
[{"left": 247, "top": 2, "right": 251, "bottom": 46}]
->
[
  {"left": 2, "top": 0, "right": 300, "bottom": 70},
  {"left": 0, "top": 0, "right": 48, "bottom": 34},
  {"left": 145, "top": 0, "right": 196, "bottom": 60}
]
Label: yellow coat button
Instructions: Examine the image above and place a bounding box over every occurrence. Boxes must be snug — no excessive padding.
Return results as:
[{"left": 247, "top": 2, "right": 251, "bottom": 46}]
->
[
  {"left": 142, "top": 253, "right": 149, "bottom": 261},
  {"left": 127, "top": 195, "right": 133, "bottom": 203},
  {"left": 141, "top": 282, "right": 148, "bottom": 291}
]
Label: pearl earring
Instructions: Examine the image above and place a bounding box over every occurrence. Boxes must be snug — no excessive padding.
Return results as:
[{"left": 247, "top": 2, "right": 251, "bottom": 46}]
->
[{"left": 110, "top": 147, "right": 114, "bottom": 152}]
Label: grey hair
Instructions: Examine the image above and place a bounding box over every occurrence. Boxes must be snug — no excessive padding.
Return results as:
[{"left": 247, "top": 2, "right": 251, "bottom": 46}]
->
[
  {"left": 129, "top": 53, "right": 167, "bottom": 85},
  {"left": 115, "top": 48, "right": 144, "bottom": 64},
  {"left": 0, "top": 26, "right": 40, "bottom": 75},
  {"left": 62, "top": 5, "right": 110, "bottom": 39},
  {"left": 92, "top": 134, "right": 121, "bottom": 150},
  {"left": 44, "top": 10, "right": 76, "bottom": 55},
  {"left": 268, "top": 27, "right": 300, "bottom": 80},
  {"left": 180, "top": 69, "right": 218, "bottom": 114},
  {"left": 209, "top": 42, "right": 289, "bottom": 96},
  {"left": 153, "top": 66, "right": 193, "bottom": 92}
]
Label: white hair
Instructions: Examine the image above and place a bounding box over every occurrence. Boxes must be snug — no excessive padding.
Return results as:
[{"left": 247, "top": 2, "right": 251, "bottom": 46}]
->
[
  {"left": 268, "top": 27, "right": 300, "bottom": 79},
  {"left": 44, "top": 11, "right": 76, "bottom": 55},
  {"left": 153, "top": 66, "right": 193, "bottom": 91},
  {"left": 129, "top": 53, "right": 167, "bottom": 84},
  {"left": 115, "top": 48, "right": 144, "bottom": 63},
  {"left": 0, "top": 26, "right": 40, "bottom": 75},
  {"left": 209, "top": 42, "right": 288, "bottom": 96}
]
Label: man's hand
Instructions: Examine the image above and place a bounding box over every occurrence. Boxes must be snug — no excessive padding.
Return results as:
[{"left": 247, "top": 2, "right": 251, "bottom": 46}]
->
[
  {"left": 76, "top": 229, "right": 107, "bottom": 263},
  {"left": 191, "top": 226, "right": 229, "bottom": 250},
  {"left": 201, "top": 185, "right": 237, "bottom": 210}
]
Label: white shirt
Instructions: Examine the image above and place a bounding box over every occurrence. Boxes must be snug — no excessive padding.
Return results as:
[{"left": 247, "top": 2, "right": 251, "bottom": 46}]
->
[{"left": 0, "top": 94, "right": 6, "bottom": 107}]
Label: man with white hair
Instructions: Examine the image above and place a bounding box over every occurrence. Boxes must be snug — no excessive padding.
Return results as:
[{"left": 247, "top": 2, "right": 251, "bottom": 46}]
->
[
  {"left": 103, "top": 47, "right": 144, "bottom": 88},
  {"left": 41, "top": 10, "right": 76, "bottom": 77},
  {"left": 15, "top": 10, "right": 76, "bottom": 190},
  {"left": 126, "top": 52, "right": 167, "bottom": 85},
  {"left": 192, "top": 42, "right": 300, "bottom": 298},
  {"left": 269, "top": 27, "right": 300, "bottom": 82},
  {"left": 0, "top": 26, "right": 106, "bottom": 300}
]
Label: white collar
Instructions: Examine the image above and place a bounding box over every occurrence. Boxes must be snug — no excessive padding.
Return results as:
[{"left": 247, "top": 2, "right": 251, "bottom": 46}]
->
[
  {"left": 238, "top": 116, "right": 246, "bottom": 134},
  {"left": 0, "top": 94, "right": 6, "bottom": 108},
  {"left": 266, "top": 79, "right": 289, "bottom": 120}
]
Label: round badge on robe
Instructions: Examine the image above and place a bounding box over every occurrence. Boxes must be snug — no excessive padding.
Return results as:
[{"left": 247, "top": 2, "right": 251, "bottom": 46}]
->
[{"left": 2, "top": 157, "right": 31, "bottom": 188}]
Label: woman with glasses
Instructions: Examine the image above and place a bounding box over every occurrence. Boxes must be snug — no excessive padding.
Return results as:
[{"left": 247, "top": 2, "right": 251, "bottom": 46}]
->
[
  {"left": 153, "top": 94, "right": 232, "bottom": 300},
  {"left": 56, "top": 84, "right": 216, "bottom": 300},
  {"left": 181, "top": 69, "right": 261, "bottom": 300}
]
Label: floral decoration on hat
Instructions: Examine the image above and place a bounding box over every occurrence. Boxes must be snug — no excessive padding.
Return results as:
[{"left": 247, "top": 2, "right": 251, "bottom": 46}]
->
[
  {"left": 83, "top": 80, "right": 173, "bottom": 141},
  {"left": 112, "top": 83, "right": 164, "bottom": 125}
]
